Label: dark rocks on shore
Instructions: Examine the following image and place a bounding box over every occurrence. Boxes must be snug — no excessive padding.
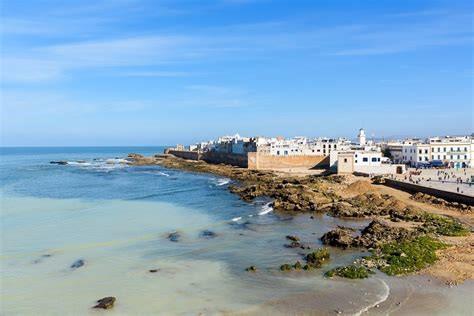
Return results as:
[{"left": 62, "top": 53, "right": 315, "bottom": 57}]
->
[
  {"left": 70, "top": 259, "right": 85, "bottom": 269},
  {"left": 200, "top": 230, "right": 217, "bottom": 239},
  {"left": 411, "top": 192, "right": 472, "bottom": 213},
  {"left": 321, "top": 227, "right": 355, "bottom": 249},
  {"left": 245, "top": 265, "right": 257, "bottom": 272},
  {"left": 167, "top": 231, "right": 181, "bottom": 242},
  {"left": 93, "top": 297, "right": 116, "bottom": 309},
  {"left": 321, "top": 220, "right": 416, "bottom": 250}
]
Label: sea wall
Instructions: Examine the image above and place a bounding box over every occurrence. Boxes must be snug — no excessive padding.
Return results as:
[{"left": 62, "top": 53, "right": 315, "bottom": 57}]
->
[
  {"left": 383, "top": 178, "right": 474, "bottom": 206},
  {"left": 165, "top": 149, "right": 247, "bottom": 168},
  {"left": 166, "top": 150, "right": 202, "bottom": 161},
  {"left": 202, "top": 151, "right": 248, "bottom": 168},
  {"left": 166, "top": 149, "right": 329, "bottom": 170},
  {"left": 248, "top": 153, "right": 329, "bottom": 170}
]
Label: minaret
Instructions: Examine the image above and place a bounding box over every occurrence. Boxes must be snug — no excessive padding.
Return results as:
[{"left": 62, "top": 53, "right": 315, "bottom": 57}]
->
[{"left": 358, "top": 128, "right": 366, "bottom": 146}]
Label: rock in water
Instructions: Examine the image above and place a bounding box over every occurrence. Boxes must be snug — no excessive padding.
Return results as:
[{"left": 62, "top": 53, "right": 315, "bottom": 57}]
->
[
  {"left": 168, "top": 231, "right": 181, "bottom": 242},
  {"left": 200, "top": 230, "right": 217, "bottom": 238},
  {"left": 149, "top": 269, "right": 159, "bottom": 273},
  {"left": 50, "top": 161, "right": 68, "bottom": 165},
  {"left": 286, "top": 235, "right": 300, "bottom": 242},
  {"left": 70, "top": 259, "right": 85, "bottom": 269},
  {"left": 245, "top": 265, "right": 257, "bottom": 272},
  {"left": 93, "top": 297, "right": 116, "bottom": 309}
]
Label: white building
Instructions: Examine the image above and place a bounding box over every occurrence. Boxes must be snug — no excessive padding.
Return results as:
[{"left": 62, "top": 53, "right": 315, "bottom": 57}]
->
[
  {"left": 358, "top": 128, "right": 366, "bottom": 146},
  {"left": 391, "top": 136, "right": 474, "bottom": 168},
  {"left": 337, "top": 149, "right": 406, "bottom": 175}
]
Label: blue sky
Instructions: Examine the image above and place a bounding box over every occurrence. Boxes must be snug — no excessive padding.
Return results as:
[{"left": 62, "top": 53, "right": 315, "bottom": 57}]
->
[{"left": 1, "top": 0, "right": 473, "bottom": 146}]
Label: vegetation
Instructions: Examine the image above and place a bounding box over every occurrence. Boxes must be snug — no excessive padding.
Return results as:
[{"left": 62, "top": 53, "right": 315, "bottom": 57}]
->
[
  {"left": 374, "top": 236, "right": 447, "bottom": 276},
  {"left": 325, "top": 265, "right": 374, "bottom": 279},
  {"left": 305, "top": 248, "right": 330, "bottom": 268},
  {"left": 419, "top": 213, "right": 469, "bottom": 237},
  {"left": 280, "top": 264, "right": 293, "bottom": 271}
]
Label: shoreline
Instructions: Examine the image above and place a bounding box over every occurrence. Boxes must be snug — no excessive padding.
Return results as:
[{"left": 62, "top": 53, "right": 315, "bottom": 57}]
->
[{"left": 128, "top": 153, "right": 473, "bottom": 286}]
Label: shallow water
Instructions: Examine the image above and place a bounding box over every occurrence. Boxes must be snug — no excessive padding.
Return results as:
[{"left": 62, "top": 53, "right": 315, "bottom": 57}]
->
[{"left": 0, "top": 147, "right": 471, "bottom": 315}]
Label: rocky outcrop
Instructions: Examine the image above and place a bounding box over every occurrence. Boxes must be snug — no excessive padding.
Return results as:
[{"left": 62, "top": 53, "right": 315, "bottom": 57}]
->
[
  {"left": 70, "top": 259, "right": 85, "bottom": 269},
  {"left": 50, "top": 161, "right": 68, "bottom": 165},
  {"left": 322, "top": 220, "right": 417, "bottom": 250},
  {"left": 320, "top": 227, "right": 355, "bottom": 249},
  {"left": 167, "top": 231, "right": 181, "bottom": 242},
  {"left": 200, "top": 230, "right": 217, "bottom": 238},
  {"left": 93, "top": 297, "right": 116, "bottom": 309},
  {"left": 411, "top": 192, "right": 472, "bottom": 213}
]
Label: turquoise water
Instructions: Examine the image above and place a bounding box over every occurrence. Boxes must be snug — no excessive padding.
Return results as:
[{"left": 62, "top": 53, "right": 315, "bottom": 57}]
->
[{"left": 1, "top": 147, "right": 469, "bottom": 315}]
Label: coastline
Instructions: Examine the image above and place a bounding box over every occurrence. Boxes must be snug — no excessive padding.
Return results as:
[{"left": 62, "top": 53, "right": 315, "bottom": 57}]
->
[{"left": 128, "top": 153, "right": 473, "bottom": 285}]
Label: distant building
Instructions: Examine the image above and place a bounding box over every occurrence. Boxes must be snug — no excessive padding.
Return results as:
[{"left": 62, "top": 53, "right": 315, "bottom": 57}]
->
[
  {"left": 337, "top": 149, "right": 406, "bottom": 175},
  {"left": 358, "top": 128, "right": 366, "bottom": 146}
]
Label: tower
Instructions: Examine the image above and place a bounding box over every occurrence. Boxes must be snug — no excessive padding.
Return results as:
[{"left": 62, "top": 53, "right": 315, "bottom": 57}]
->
[{"left": 358, "top": 128, "right": 366, "bottom": 146}]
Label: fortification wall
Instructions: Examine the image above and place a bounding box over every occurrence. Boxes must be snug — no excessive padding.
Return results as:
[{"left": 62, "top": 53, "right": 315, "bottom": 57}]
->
[
  {"left": 166, "top": 150, "right": 202, "bottom": 161},
  {"left": 202, "top": 151, "right": 248, "bottom": 168},
  {"left": 383, "top": 178, "right": 474, "bottom": 206},
  {"left": 248, "top": 153, "right": 329, "bottom": 170}
]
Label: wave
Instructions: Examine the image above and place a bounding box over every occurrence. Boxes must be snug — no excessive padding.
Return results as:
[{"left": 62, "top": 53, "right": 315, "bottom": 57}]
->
[
  {"left": 258, "top": 202, "right": 273, "bottom": 216},
  {"left": 65, "top": 158, "right": 129, "bottom": 172},
  {"left": 354, "top": 278, "right": 390, "bottom": 316},
  {"left": 214, "top": 178, "right": 231, "bottom": 186},
  {"left": 231, "top": 217, "right": 242, "bottom": 222}
]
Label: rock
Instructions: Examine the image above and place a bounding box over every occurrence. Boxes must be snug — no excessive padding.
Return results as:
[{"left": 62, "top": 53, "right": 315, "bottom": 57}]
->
[
  {"left": 93, "top": 297, "right": 116, "bottom": 309},
  {"left": 245, "top": 265, "right": 257, "bottom": 272},
  {"left": 50, "top": 161, "right": 68, "bottom": 165},
  {"left": 354, "top": 220, "right": 415, "bottom": 248},
  {"left": 70, "top": 259, "right": 85, "bottom": 269},
  {"left": 199, "top": 230, "right": 217, "bottom": 239},
  {"left": 280, "top": 263, "right": 293, "bottom": 271},
  {"left": 293, "top": 261, "right": 303, "bottom": 270},
  {"left": 284, "top": 241, "right": 302, "bottom": 248},
  {"left": 149, "top": 269, "right": 159, "bottom": 273},
  {"left": 286, "top": 235, "right": 300, "bottom": 242},
  {"left": 321, "top": 228, "right": 355, "bottom": 249},
  {"left": 167, "top": 231, "right": 181, "bottom": 242}
]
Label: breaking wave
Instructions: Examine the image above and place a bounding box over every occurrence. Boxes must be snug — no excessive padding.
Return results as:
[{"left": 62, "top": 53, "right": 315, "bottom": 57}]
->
[{"left": 258, "top": 202, "right": 273, "bottom": 216}]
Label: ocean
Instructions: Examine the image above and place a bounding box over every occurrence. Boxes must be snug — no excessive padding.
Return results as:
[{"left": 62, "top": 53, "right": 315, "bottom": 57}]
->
[{"left": 0, "top": 147, "right": 471, "bottom": 315}]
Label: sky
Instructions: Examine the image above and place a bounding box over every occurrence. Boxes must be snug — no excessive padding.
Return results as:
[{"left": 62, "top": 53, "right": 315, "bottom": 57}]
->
[{"left": 1, "top": 0, "right": 473, "bottom": 146}]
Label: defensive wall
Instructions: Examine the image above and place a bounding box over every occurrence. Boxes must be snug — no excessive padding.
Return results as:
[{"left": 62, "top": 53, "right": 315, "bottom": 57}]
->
[
  {"left": 165, "top": 149, "right": 329, "bottom": 170},
  {"left": 383, "top": 178, "right": 474, "bottom": 206}
]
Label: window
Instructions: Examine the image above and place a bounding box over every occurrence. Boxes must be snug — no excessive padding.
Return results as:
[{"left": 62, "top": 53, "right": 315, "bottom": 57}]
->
[
  {"left": 443, "top": 147, "right": 446, "bottom": 152},
  {"left": 355, "top": 160, "right": 358, "bottom": 163},
  {"left": 437, "top": 147, "right": 440, "bottom": 152},
  {"left": 363, "top": 157, "right": 368, "bottom": 162},
  {"left": 465, "top": 155, "right": 468, "bottom": 159},
  {"left": 464, "top": 147, "right": 468, "bottom": 152},
  {"left": 432, "top": 155, "right": 435, "bottom": 159},
  {"left": 343, "top": 158, "right": 348, "bottom": 163},
  {"left": 438, "top": 155, "right": 440, "bottom": 159},
  {"left": 277, "top": 151, "right": 280, "bottom": 155},
  {"left": 425, "top": 149, "right": 428, "bottom": 154},
  {"left": 372, "top": 157, "right": 378, "bottom": 162},
  {"left": 419, "top": 157, "right": 422, "bottom": 161},
  {"left": 377, "top": 158, "right": 380, "bottom": 162},
  {"left": 418, "top": 149, "right": 422, "bottom": 154}
]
